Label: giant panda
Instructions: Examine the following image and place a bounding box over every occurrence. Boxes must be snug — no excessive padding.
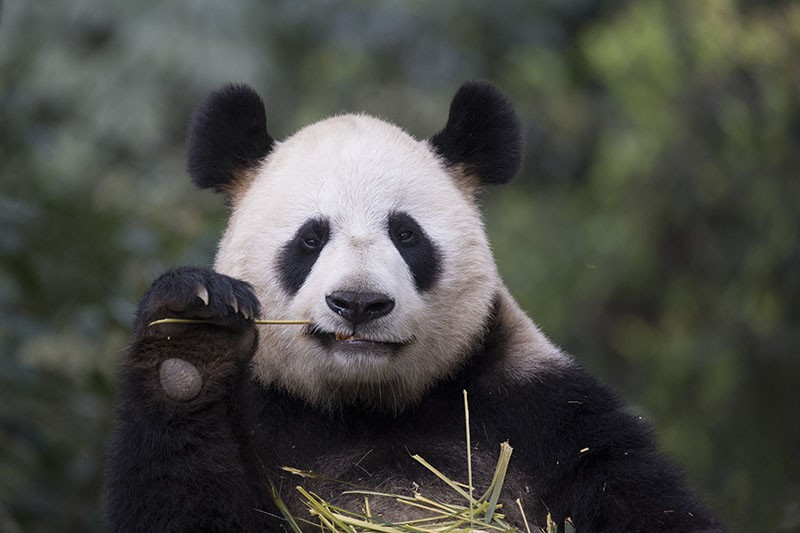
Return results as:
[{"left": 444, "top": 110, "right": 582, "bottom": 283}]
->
[{"left": 105, "top": 81, "right": 726, "bottom": 532}]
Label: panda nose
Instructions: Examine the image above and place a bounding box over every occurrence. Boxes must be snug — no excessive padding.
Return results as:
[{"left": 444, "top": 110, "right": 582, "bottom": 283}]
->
[{"left": 325, "top": 291, "right": 395, "bottom": 325}]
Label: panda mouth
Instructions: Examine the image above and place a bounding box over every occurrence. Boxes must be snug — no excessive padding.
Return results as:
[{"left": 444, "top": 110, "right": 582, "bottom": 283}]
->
[
  {"left": 308, "top": 327, "right": 414, "bottom": 350},
  {"left": 335, "top": 332, "right": 366, "bottom": 342}
]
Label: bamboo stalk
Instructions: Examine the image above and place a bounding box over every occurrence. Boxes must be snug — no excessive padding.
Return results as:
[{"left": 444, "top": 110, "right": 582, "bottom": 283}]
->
[
  {"left": 147, "top": 317, "right": 311, "bottom": 327},
  {"left": 464, "top": 390, "right": 474, "bottom": 526}
]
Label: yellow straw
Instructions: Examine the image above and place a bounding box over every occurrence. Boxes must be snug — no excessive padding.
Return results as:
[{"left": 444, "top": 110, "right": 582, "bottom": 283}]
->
[{"left": 147, "top": 317, "right": 311, "bottom": 327}]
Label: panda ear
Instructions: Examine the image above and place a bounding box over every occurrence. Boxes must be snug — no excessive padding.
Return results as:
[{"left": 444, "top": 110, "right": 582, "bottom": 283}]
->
[
  {"left": 187, "top": 84, "right": 275, "bottom": 196},
  {"left": 430, "top": 81, "right": 522, "bottom": 187}
]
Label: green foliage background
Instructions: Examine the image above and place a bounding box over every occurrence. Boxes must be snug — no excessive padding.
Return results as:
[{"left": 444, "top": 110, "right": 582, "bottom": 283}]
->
[{"left": 1, "top": 0, "right": 798, "bottom": 531}]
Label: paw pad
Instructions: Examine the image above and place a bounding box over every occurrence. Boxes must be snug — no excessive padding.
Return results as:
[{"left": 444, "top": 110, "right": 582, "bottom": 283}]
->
[{"left": 159, "top": 358, "right": 203, "bottom": 401}]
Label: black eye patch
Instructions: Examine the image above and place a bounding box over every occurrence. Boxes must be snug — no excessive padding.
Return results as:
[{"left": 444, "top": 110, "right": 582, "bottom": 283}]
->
[
  {"left": 276, "top": 217, "right": 330, "bottom": 295},
  {"left": 387, "top": 211, "right": 442, "bottom": 292}
]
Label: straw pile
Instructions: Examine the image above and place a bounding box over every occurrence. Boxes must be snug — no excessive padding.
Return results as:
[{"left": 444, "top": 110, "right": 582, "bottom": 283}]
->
[{"left": 271, "top": 391, "right": 576, "bottom": 533}]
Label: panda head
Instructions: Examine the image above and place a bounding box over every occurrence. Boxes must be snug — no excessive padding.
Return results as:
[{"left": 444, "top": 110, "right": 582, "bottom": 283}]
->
[{"left": 188, "top": 82, "right": 522, "bottom": 411}]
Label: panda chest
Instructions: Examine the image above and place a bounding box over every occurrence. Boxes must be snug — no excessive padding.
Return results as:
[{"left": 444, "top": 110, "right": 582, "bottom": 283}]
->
[{"left": 276, "top": 432, "right": 538, "bottom": 528}]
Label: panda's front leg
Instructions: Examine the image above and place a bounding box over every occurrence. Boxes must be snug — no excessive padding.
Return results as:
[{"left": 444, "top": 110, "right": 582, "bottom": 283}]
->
[{"left": 105, "top": 267, "right": 272, "bottom": 532}]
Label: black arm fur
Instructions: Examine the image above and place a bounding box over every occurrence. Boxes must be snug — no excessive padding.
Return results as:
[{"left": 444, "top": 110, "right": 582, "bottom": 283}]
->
[{"left": 104, "top": 268, "right": 274, "bottom": 531}]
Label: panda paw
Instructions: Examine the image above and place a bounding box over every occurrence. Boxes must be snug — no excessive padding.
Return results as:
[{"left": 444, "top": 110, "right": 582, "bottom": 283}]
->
[
  {"left": 134, "top": 267, "right": 261, "bottom": 337},
  {"left": 129, "top": 268, "right": 261, "bottom": 402}
]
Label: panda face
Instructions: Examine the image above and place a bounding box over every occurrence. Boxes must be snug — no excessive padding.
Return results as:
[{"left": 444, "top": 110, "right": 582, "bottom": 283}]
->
[{"left": 214, "top": 114, "right": 499, "bottom": 410}]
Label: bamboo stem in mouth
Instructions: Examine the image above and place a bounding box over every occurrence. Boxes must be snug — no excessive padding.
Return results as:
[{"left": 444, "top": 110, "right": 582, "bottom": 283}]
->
[{"left": 147, "top": 317, "right": 311, "bottom": 327}]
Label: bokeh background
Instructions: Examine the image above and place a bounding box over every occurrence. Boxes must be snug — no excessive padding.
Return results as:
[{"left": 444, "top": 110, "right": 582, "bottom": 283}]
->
[{"left": 2, "top": 0, "right": 799, "bottom": 531}]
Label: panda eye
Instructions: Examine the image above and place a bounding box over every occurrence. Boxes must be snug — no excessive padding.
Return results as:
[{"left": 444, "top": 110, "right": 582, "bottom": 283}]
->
[
  {"left": 393, "top": 227, "right": 419, "bottom": 247},
  {"left": 396, "top": 230, "right": 414, "bottom": 243},
  {"left": 387, "top": 211, "right": 441, "bottom": 291},
  {"left": 295, "top": 218, "right": 329, "bottom": 253},
  {"left": 388, "top": 212, "right": 424, "bottom": 248},
  {"left": 303, "top": 237, "right": 321, "bottom": 250}
]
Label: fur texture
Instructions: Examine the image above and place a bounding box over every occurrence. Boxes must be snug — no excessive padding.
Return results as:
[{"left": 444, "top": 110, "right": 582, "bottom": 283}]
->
[
  {"left": 430, "top": 80, "right": 523, "bottom": 187},
  {"left": 105, "top": 82, "right": 726, "bottom": 532},
  {"left": 187, "top": 84, "right": 275, "bottom": 196}
]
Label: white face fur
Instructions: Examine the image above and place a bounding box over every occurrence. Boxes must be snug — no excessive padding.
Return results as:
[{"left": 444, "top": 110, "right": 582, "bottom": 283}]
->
[{"left": 214, "top": 114, "right": 500, "bottom": 410}]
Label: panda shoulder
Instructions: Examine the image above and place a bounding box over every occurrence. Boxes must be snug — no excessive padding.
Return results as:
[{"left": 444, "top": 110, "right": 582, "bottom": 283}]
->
[{"left": 478, "top": 286, "right": 572, "bottom": 380}]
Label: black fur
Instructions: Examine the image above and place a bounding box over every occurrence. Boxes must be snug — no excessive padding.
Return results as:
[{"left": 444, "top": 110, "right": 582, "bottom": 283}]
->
[
  {"left": 106, "top": 267, "right": 268, "bottom": 531},
  {"left": 387, "top": 211, "right": 442, "bottom": 291},
  {"left": 430, "top": 80, "right": 523, "bottom": 186},
  {"left": 275, "top": 217, "right": 331, "bottom": 295},
  {"left": 187, "top": 84, "right": 275, "bottom": 194},
  {"left": 106, "top": 285, "right": 726, "bottom": 532}
]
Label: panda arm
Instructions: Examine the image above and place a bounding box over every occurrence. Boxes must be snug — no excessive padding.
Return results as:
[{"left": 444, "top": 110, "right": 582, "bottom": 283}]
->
[
  {"left": 104, "top": 268, "right": 274, "bottom": 532},
  {"left": 473, "top": 364, "right": 726, "bottom": 532}
]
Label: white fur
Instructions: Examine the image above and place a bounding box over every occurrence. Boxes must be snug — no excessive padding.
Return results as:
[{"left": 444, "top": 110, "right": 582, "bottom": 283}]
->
[{"left": 215, "top": 114, "right": 504, "bottom": 410}]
